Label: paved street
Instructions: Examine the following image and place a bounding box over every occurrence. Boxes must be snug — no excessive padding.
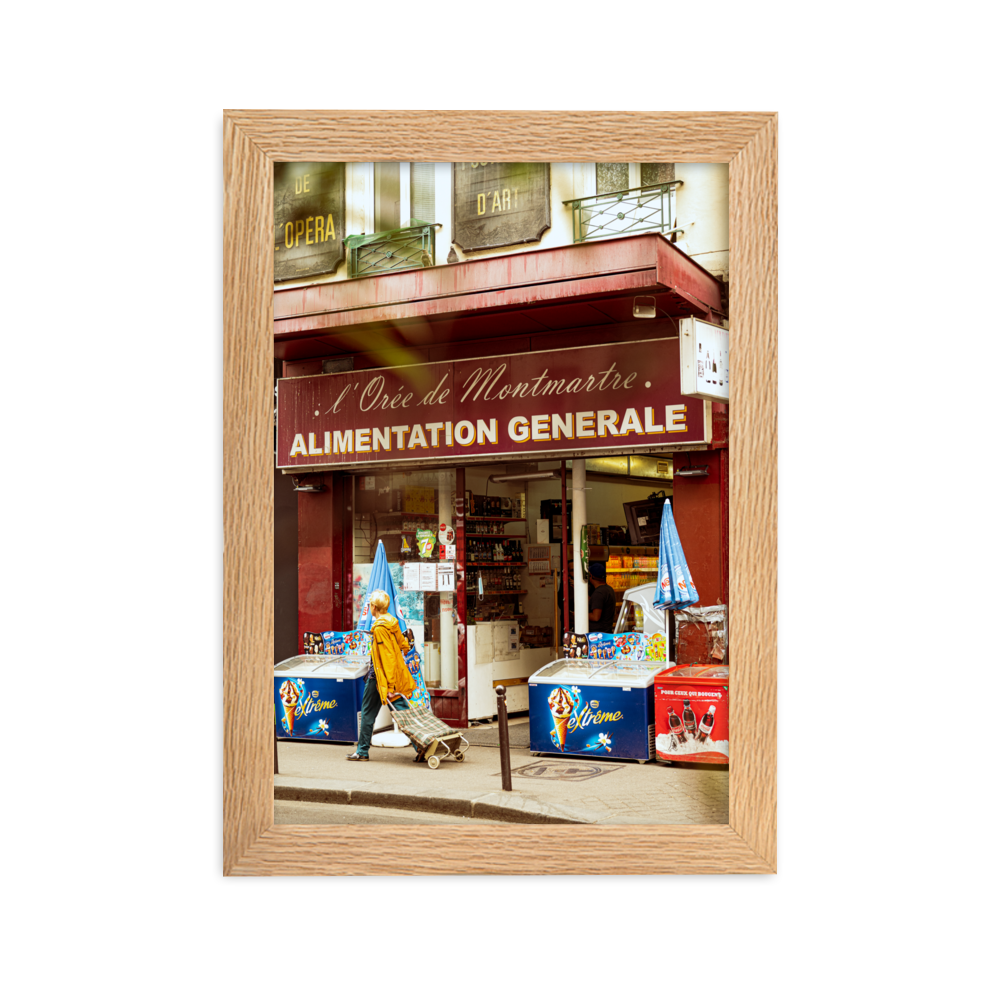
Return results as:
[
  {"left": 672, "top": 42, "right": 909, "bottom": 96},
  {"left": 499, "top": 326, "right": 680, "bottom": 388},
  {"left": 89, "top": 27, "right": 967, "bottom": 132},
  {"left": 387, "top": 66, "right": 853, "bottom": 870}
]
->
[{"left": 275, "top": 715, "right": 729, "bottom": 825}]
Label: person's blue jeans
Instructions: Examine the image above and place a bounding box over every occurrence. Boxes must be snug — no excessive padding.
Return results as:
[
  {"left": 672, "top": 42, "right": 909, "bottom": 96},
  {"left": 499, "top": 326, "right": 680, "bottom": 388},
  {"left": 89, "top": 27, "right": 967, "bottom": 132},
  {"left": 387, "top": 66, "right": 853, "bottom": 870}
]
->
[{"left": 355, "top": 676, "right": 415, "bottom": 756}]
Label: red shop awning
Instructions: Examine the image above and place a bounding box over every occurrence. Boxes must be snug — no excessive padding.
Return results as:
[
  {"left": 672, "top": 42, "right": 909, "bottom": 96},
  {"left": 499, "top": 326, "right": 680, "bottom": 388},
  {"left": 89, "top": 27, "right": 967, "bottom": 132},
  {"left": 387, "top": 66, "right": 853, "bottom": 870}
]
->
[{"left": 273, "top": 233, "right": 725, "bottom": 362}]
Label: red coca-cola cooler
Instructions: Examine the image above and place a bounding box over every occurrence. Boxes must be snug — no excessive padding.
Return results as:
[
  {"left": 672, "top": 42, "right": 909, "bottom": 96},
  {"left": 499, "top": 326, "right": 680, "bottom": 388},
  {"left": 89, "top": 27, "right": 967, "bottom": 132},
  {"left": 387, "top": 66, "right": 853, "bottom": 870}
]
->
[{"left": 654, "top": 664, "right": 729, "bottom": 764}]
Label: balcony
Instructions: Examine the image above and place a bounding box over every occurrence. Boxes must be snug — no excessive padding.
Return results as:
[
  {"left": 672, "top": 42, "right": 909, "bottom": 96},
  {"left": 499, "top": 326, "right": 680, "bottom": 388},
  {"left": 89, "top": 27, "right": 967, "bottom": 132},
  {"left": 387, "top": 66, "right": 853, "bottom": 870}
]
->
[
  {"left": 345, "top": 220, "right": 436, "bottom": 278},
  {"left": 563, "top": 182, "right": 682, "bottom": 244}
]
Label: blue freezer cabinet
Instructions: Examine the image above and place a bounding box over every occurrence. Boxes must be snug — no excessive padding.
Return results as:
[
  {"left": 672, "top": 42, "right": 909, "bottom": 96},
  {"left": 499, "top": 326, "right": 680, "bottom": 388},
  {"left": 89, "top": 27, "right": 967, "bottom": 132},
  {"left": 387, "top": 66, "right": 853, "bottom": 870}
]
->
[
  {"left": 273, "top": 655, "right": 368, "bottom": 742},
  {"left": 528, "top": 658, "right": 656, "bottom": 763}
]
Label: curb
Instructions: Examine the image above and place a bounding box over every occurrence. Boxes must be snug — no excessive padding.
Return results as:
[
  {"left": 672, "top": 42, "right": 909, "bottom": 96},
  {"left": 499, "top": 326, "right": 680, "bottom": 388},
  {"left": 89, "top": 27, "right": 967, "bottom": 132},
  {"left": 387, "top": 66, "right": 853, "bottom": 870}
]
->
[{"left": 274, "top": 776, "right": 596, "bottom": 825}]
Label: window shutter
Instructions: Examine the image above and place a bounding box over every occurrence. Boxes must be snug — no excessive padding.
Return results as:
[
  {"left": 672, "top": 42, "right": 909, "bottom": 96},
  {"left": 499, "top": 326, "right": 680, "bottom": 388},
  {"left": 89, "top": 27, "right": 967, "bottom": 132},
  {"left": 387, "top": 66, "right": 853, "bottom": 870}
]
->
[
  {"left": 596, "top": 163, "right": 629, "bottom": 194},
  {"left": 410, "top": 162, "right": 436, "bottom": 225}
]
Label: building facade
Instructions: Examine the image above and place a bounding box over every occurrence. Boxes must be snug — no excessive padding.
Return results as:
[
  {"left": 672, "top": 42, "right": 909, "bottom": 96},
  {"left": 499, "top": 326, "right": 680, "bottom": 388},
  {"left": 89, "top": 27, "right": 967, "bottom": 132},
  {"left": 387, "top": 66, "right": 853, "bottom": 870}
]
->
[{"left": 273, "top": 161, "right": 730, "bottom": 728}]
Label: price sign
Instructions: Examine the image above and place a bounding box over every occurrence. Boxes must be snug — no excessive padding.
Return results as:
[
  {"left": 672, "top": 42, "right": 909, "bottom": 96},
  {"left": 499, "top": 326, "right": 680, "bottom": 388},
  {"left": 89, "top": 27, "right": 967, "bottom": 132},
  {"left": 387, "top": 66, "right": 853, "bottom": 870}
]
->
[{"left": 436, "top": 563, "right": 455, "bottom": 592}]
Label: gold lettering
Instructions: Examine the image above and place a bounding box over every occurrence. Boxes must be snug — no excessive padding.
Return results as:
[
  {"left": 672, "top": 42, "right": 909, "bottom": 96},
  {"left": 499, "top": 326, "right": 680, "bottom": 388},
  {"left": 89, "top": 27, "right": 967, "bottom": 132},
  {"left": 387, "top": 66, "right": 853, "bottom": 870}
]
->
[
  {"left": 294, "top": 219, "right": 305, "bottom": 246},
  {"left": 503, "top": 188, "right": 511, "bottom": 210},
  {"left": 326, "top": 214, "right": 336, "bottom": 241},
  {"left": 477, "top": 193, "right": 486, "bottom": 215},
  {"left": 492, "top": 191, "right": 501, "bottom": 213},
  {"left": 284, "top": 222, "right": 293, "bottom": 248},
  {"left": 314, "top": 216, "right": 324, "bottom": 242},
  {"left": 303, "top": 174, "right": 310, "bottom": 193},
  {"left": 306, "top": 217, "right": 314, "bottom": 245}
]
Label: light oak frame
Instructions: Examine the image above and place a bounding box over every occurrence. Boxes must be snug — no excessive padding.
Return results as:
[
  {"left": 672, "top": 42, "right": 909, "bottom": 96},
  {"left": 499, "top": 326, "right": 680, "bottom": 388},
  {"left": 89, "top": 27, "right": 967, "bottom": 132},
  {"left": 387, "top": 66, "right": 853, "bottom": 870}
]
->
[{"left": 223, "top": 111, "right": 777, "bottom": 875}]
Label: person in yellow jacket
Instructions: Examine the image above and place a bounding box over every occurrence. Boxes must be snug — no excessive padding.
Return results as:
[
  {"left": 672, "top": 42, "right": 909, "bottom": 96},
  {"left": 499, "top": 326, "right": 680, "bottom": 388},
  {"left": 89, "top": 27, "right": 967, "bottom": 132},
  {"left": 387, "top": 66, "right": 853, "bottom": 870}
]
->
[{"left": 347, "top": 590, "right": 418, "bottom": 761}]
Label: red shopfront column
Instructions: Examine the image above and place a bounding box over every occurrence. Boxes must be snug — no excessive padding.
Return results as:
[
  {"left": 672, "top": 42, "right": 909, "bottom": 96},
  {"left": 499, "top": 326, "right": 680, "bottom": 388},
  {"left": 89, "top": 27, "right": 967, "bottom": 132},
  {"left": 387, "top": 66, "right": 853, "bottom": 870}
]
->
[
  {"left": 296, "top": 473, "right": 348, "bottom": 651},
  {"left": 671, "top": 448, "right": 728, "bottom": 662}
]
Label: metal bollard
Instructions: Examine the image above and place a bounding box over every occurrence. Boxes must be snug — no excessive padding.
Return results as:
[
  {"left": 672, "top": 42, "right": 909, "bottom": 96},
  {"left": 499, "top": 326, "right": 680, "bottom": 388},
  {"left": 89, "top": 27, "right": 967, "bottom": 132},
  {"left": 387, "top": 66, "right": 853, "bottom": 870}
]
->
[{"left": 496, "top": 685, "right": 512, "bottom": 791}]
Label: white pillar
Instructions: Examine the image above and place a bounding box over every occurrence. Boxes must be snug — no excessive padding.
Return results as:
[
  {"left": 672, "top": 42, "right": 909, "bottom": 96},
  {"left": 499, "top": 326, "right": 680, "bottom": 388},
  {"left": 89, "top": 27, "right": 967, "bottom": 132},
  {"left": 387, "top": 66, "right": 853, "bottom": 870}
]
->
[
  {"left": 439, "top": 593, "right": 456, "bottom": 688},
  {"left": 572, "top": 460, "right": 588, "bottom": 633}
]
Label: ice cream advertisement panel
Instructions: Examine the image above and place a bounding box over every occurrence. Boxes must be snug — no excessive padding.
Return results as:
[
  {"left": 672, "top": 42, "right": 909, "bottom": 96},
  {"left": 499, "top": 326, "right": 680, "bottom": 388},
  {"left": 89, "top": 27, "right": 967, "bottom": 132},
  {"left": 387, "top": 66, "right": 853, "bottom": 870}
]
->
[
  {"left": 529, "top": 683, "right": 653, "bottom": 760},
  {"left": 274, "top": 677, "right": 362, "bottom": 741}
]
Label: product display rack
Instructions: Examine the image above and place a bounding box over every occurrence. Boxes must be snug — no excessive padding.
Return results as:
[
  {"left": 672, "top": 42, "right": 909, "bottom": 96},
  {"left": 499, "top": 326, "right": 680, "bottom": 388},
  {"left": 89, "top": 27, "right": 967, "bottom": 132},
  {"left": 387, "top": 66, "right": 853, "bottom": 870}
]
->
[
  {"left": 465, "top": 514, "right": 528, "bottom": 541},
  {"left": 466, "top": 514, "right": 528, "bottom": 524},
  {"left": 467, "top": 517, "right": 526, "bottom": 616},
  {"left": 465, "top": 561, "right": 528, "bottom": 567},
  {"left": 465, "top": 587, "right": 527, "bottom": 597}
]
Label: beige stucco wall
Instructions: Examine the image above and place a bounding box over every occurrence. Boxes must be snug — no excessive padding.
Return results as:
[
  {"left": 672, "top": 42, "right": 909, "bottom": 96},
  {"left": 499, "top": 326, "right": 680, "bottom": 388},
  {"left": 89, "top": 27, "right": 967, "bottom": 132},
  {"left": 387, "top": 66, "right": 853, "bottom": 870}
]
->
[
  {"left": 673, "top": 162, "right": 729, "bottom": 280},
  {"left": 274, "top": 161, "right": 728, "bottom": 290}
]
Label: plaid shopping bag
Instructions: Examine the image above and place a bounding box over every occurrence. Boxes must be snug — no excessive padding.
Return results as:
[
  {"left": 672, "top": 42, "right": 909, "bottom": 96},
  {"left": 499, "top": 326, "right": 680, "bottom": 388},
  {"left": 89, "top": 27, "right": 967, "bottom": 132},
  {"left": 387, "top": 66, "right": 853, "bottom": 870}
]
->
[{"left": 388, "top": 698, "right": 460, "bottom": 752}]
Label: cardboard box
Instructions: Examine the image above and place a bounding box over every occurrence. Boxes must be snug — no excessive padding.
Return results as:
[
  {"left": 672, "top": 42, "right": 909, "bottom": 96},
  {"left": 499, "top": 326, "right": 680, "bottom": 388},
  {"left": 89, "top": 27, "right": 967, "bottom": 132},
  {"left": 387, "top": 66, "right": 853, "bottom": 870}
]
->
[{"left": 403, "top": 486, "right": 436, "bottom": 514}]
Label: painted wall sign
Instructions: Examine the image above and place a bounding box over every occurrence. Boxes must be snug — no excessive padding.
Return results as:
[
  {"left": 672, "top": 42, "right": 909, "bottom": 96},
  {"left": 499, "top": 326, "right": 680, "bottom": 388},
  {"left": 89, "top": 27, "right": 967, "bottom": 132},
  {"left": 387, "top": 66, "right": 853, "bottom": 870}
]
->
[
  {"left": 452, "top": 162, "right": 550, "bottom": 251},
  {"left": 274, "top": 162, "right": 346, "bottom": 282},
  {"left": 276, "top": 339, "right": 709, "bottom": 469},
  {"left": 679, "top": 317, "right": 730, "bottom": 402}
]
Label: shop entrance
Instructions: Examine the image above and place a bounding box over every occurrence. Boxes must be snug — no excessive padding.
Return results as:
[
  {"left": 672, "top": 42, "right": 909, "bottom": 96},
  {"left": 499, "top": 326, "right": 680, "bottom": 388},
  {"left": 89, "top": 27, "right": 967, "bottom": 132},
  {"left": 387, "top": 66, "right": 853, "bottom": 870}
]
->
[{"left": 345, "top": 453, "right": 680, "bottom": 726}]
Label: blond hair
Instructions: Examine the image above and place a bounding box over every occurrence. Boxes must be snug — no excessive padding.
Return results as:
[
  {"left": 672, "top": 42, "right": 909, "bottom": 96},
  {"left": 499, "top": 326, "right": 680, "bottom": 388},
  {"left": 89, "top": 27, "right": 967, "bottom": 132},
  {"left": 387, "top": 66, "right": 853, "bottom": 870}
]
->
[{"left": 368, "top": 590, "right": 390, "bottom": 615}]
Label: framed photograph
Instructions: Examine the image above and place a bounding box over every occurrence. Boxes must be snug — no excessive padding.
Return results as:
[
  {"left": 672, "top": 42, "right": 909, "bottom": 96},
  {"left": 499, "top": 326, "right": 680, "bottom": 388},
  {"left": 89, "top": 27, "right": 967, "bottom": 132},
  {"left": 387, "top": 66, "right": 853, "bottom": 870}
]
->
[{"left": 223, "top": 110, "right": 777, "bottom": 875}]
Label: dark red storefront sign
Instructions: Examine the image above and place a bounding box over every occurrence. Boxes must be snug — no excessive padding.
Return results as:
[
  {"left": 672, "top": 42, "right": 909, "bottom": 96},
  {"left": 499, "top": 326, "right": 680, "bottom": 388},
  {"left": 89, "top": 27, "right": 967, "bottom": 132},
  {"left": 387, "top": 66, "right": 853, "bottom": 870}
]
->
[{"left": 276, "top": 338, "right": 708, "bottom": 469}]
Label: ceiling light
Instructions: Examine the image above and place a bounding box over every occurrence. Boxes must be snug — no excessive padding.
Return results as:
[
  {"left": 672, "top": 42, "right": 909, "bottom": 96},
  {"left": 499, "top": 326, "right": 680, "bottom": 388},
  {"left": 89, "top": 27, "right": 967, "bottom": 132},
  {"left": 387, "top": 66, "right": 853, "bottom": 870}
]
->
[{"left": 488, "top": 472, "right": 557, "bottom": 483}]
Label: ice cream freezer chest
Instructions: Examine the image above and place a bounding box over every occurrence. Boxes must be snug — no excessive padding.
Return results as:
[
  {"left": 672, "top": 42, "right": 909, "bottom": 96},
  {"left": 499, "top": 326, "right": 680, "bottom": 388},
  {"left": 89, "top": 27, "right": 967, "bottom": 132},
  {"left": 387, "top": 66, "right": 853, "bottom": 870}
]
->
[
  {"left": 528, "top": 659, "right": 656, "bottom": 762},
  {"left": 654, "top": 664, "right": 730, "bottom": 764},
  {"left": 273, "top": 655, "right": 368, "bottom": 742}
]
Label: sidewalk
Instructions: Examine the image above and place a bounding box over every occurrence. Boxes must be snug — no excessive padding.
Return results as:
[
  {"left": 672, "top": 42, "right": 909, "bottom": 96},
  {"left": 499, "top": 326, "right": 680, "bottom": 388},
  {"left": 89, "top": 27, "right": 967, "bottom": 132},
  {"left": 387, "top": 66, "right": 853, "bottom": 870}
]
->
[{"left": 275, "top": 719, "right": 729, "bottom": 825}]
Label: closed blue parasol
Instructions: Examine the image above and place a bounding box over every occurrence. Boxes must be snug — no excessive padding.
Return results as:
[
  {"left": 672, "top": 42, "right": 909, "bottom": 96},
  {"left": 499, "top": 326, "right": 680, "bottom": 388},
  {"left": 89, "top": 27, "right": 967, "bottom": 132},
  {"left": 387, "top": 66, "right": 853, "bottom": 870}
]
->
[
  {"left": 653, "top": 499, "right": 700, "bottom": 612},
  {"left": 359, "top": 541, "right": 431, "bottom": 727},
  {"left": 359, "top": 539, "right": 407, "bottom": 631}
]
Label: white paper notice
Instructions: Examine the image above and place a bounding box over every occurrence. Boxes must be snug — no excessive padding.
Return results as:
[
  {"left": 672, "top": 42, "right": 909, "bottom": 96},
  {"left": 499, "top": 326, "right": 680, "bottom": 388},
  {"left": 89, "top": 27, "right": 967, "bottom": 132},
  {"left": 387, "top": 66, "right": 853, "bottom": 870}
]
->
[
  {"left": 402, "top": 564, "right": 420, "bottom": 591},
  {"left": 419, "top": 563, "right": 437, "bottom": 591},
  {"left": 445, "top": 544, "right": 457, "bottom": 559},
  {"left": 437, "top": 562, "right": 455, "bottom": 591}
]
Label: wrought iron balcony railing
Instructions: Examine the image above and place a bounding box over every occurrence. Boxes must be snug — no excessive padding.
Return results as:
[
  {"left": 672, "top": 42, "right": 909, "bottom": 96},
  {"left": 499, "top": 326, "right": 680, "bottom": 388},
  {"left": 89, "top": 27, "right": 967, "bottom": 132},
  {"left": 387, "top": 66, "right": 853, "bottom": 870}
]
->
[
  {"left": 345, "top": 219, "right": 436, "bottom": 278},
  {"left": 562, "top": 182, "right": 682, "bottom": 244}
]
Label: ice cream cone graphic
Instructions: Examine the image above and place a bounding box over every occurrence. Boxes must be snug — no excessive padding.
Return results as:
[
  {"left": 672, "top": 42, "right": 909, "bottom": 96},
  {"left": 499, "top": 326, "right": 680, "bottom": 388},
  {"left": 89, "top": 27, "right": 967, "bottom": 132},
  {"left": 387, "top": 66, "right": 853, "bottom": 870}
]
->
[
  {"left": 548, "top": 687, "right": 574, "bottom": 751},
  {"left": 279, "top": 680, "right": 300, "bottom": 736}
]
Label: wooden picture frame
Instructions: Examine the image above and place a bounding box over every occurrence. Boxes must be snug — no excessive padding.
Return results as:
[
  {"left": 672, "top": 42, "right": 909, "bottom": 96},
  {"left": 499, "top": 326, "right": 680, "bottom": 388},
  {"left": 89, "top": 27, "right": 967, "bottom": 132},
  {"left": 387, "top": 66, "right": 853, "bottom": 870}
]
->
[{"left": 223, "top": 110, "right": 777, "bottom": 875}]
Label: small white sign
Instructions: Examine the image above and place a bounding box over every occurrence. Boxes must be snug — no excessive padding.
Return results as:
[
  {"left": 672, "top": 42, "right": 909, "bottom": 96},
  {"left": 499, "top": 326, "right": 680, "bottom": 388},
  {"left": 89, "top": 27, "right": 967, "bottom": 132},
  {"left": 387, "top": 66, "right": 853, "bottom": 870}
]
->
[
  {"left": 418, "top": 563, "right": 437, "bottom": 591},
  {"left": 437, "top": 562, "right": 455, "bottom": 592},
  {"left": 438, "top": 522, "right": 455, "bottom": 544},
  {"left": 402, "top": 563, "right": 420, "bottom": 591},
  {"left": 444, "top": 543, "right": 457, "bottom": 559},
  {"left": 679, "top": 317, "right": 730, "bottom": 402}
]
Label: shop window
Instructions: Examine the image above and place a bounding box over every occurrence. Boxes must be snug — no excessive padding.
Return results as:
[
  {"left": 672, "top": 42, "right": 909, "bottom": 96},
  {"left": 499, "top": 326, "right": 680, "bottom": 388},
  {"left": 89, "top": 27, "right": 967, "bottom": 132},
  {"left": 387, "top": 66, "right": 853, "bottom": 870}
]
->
[{"left": 352, "top": 469, "right": 459, "bottom": 689}]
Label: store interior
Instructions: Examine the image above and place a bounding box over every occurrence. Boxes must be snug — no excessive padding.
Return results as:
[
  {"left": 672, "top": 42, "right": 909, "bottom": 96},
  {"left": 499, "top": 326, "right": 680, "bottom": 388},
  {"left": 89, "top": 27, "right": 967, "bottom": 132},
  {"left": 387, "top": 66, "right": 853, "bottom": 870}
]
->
[{"left": 350, "top": 455, "right": 677, "bottom": 718}]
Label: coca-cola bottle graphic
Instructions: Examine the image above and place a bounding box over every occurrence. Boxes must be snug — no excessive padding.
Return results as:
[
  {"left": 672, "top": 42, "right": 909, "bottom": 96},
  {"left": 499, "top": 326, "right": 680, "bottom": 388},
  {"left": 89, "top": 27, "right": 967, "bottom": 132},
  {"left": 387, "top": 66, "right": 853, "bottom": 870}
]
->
[
  {"left": 682, "top": 699, "right": 697, "bottom": 735},
  {"left": 668, "top": 706, "right": 687, "bottom": 743},
  {"left": 696, "top": 704, "right": 717, "bottom": 742}
]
